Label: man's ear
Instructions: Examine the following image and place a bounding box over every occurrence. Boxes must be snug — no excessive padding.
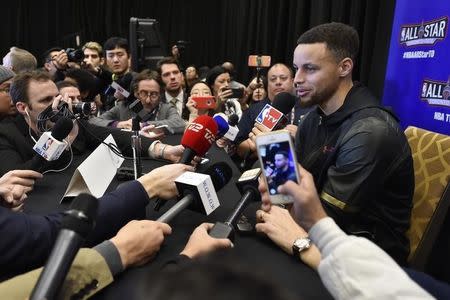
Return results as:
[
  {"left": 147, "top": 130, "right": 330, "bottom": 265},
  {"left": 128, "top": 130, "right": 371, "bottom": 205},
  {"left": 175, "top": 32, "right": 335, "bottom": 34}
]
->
[
  {"left": 44, "top": 62, "right": 52, "bottom": 72},
  {"left": 15, "top": 101, "right": 28, "bottom": 115},
  {"left": 338, "top": 58, "right": 353, "bottom": 78}
]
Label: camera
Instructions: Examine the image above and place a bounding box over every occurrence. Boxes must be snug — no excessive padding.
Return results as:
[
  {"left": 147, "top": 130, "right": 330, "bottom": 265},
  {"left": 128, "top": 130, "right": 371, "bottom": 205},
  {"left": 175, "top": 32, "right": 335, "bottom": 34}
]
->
[
  {"left": 72, "top": 102, "right": 92, "bottom": 117},
  {"left": 65, "top": 48, "right": 84, "bottom": 62}
]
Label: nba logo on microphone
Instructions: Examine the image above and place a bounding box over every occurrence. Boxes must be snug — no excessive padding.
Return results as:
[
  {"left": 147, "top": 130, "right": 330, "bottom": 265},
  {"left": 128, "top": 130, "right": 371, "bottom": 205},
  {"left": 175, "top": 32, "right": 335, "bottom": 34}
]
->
[{"left": 256, "top": 104, "right": 283, "bottom": 130}]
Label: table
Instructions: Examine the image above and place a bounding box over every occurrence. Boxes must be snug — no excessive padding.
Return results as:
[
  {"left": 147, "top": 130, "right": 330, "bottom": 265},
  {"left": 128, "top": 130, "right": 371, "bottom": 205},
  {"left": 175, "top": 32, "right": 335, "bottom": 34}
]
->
[{"left": 24, "top": 135, "right": 333, "bottom": 299}]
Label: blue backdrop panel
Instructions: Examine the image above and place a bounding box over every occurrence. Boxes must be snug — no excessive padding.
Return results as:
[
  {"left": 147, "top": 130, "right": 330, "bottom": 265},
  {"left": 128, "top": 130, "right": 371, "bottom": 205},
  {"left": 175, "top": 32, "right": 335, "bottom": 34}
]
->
[{"left": 382, "top": 0, "right": 450, "bottom": 135}]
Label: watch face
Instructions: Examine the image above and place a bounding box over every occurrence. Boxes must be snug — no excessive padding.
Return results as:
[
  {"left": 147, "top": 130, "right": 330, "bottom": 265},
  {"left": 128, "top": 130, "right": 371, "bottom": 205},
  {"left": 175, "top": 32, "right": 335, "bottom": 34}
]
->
[{"left": 294, "top": 238, "right": 311, "bottom": 251}]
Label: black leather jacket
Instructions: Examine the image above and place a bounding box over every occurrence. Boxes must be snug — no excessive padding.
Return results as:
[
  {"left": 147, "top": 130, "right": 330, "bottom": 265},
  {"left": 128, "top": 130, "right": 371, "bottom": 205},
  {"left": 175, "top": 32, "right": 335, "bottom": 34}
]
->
[{"left": 295, "top": 82, "right": 414, "bottom": 265}]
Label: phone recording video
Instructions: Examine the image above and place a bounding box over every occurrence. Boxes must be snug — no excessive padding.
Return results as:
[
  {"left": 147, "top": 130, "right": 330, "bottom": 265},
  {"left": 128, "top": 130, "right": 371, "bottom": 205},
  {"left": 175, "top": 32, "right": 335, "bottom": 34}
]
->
[{"left": 256, "top": 131, "right": 299, "bottom": 204}]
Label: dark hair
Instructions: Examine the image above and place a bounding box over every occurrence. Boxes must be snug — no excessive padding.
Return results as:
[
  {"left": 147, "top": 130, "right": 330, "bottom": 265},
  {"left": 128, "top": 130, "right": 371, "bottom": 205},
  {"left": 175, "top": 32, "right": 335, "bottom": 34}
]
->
[
  {"left": 42, "top": 47, "right": 63, "bottom": 65},
  {"left": 130, "top": 69, "right": 162, "bottom": 92},
  {"left": 198, "top": 66, "right": 210, "bottom": 79},
  {"left": 64, "top": 69, "right": 97, "bottom": 96},
  {"left": 55, "top": 80, "right": 79, "bottom": 91},
  {"left": 275, "top": 150, "right": 289, "bottom": 159},
  {"left": 188, "top": 80, "right": 211, "bottom": 96},
  {"left": 10, "top": 71, "right": 52, "bottom": 105},
  {"left": 147, "top": 251, "right": 297, "bottom": 300},
  {"left": 156, "top": 57, "right": 181, "bottom": 75},
  {"left": 205, "top": 65, "right": 228, "bottom": 89},
  {"left": 103, "top": 37, "right": 130, "bottom": 56},
  {"left": 297, "top": 22, "right": 359, "bottom": 62}
]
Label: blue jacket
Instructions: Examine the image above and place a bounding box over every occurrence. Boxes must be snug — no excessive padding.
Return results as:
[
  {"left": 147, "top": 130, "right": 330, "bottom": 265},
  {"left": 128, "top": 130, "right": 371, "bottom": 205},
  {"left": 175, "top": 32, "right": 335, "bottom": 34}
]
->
[{"left": 0, "top": 180, "right": 148, "bottom": 280}]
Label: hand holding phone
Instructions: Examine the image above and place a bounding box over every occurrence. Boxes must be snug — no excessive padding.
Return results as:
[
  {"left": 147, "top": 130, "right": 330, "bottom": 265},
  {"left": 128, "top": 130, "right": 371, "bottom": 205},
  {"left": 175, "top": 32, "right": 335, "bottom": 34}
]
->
[
  {"left": 256, "top": 130, "right": 300, "bottom": 205},
  {"left": 154, "top": 124, "right": 174, "bottom": 135}
]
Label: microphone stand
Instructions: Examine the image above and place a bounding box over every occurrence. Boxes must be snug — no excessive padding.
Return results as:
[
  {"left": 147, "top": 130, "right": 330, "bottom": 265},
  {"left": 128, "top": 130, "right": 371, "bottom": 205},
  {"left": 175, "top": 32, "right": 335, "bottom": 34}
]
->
[{"left": 131, "top": 117, "right": 142, "bottom": 180}]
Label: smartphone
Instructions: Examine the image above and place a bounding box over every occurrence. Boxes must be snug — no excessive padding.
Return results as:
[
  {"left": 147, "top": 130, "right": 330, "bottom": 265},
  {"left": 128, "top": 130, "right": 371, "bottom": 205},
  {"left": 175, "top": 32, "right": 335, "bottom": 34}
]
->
[
  {"left": 248, "top": 55, "right": 271, "bottom": 68},
  {"left": 154, "top": 124, "right": 174, "bottom": 135},
  {"left": 255, "top": 130, "right": 300, "bottom": 204},
  {"left": 192, "top": 96, "right": 216, "bottom": 109},
  {"left": 225, "top": 88, "right": 244, "bottom": 99}
]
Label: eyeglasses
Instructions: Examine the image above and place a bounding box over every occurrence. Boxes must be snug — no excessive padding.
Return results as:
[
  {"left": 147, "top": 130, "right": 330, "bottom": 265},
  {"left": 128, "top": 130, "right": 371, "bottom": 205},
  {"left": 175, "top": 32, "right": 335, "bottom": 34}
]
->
[
  {"left": 0, "top": 87, "right": 10, "bottom": 94},
  {"left": 138, "top": 91, "right": 159, "bottom": 99}
]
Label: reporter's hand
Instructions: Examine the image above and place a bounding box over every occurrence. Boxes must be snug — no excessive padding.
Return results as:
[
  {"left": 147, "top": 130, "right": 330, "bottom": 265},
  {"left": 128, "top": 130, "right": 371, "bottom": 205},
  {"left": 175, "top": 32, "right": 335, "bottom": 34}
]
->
[
  {"left": 180, "top": 223, "right": 233, "bottom": 258},
  {"left": 161, "top": 144, "right": 184, "bottom": 163},
  {"left": 249, "top": 122, "right": 270, "bottom": 144},
  {"left": 117, "top": 119, "right": 133, "bottom": 130},
  {"left": 110, "top": 220, "right": 172, "bottom": 268},
  {"left": 138, "top": 163, "right": 194, "bottom": 199},
  {"left": 285, "top": 124, "right": 298, "bottom": 138},
  {"left": 278, "top": 164, "right": 327, "bottom": 231},
  {"left": 255, "top": 206, "right": 307, "bottom": 255},
  {"left": 255, "top": 206, "right": 321, "bottom": 269},
  {"left": 186, "top": 97, "right": 198, "bottom": 115},
  {"left": 139, "top": 124, "right": 165, "bottom": 139},
  {"left": 217, "top": 87, "right": 232, "bottom": 103},
  {"left": 52, "top": 50, "right": 68, "bottom": 70},
  {"left": 0, "top": 170, "right": 42, "bottom": 211}
]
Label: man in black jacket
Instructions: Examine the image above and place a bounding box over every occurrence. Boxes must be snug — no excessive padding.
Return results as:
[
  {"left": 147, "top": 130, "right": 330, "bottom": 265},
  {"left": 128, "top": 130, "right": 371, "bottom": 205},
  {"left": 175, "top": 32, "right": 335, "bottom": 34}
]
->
[{"left": 292, "top": 22, "right": 414, "bottom": 265}]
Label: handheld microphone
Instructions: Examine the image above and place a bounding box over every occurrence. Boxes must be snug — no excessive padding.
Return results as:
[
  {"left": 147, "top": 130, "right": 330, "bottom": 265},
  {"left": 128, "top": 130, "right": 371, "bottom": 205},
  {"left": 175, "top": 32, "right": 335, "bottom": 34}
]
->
[
  {"left": 255, "top": 92, "right": 297, "bottom": 131},
  {"left": 208, "top": 168, "right": 261, "bottom": 240},
  {"left": 30, "top": 194, "right": 98, "bottom": 300},
  {"left": 228, "top": 114, "right": 239, "bottom": 127},
  {"left": 213, "top": 113, "right": 230, "bottom": 138},
  {"left": 30, "top": 117, "right": 73, "bottom": 172},
  {"left": 180, "top": 115, "right": 218, "bottom": 163},
  {"left": 157, "top": 162, "right": 232, "bottom": 223},
  {"left": 154, "top": 115, "right": 219, "bottom": 211}
]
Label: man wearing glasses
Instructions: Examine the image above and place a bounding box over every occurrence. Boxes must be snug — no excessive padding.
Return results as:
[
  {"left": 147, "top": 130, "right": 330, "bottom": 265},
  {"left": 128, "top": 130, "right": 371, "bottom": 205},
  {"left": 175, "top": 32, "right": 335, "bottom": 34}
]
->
[{"left": 90, "top": 69, "right": 185, "bottom": 133}]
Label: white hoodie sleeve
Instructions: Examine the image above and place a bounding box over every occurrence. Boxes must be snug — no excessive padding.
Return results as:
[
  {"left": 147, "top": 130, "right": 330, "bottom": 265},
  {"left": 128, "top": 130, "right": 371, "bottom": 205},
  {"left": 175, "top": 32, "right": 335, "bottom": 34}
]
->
[{"left": 309, "top": 217, "right": 434, "bottom": 300}]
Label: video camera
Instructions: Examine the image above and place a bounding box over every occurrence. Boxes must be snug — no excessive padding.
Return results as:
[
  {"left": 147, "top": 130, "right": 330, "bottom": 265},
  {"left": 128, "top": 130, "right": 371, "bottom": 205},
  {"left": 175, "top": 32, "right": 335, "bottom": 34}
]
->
[{"left": 65, "top": 48, "right": 84, "bottom": 62}]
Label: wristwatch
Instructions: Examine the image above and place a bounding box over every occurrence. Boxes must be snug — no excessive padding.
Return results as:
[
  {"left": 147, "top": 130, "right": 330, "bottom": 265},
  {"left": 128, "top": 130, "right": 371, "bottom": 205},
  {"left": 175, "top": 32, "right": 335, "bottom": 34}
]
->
[{"left": 292, "top": 236, "right": 311, "bottom": 258}]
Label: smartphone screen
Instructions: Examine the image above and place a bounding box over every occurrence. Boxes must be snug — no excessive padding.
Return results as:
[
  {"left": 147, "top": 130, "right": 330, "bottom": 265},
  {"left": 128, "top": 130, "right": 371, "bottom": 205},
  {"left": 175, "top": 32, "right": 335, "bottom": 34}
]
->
[{"left": 256, "top": 131, "right": 299, "bottom": 204}]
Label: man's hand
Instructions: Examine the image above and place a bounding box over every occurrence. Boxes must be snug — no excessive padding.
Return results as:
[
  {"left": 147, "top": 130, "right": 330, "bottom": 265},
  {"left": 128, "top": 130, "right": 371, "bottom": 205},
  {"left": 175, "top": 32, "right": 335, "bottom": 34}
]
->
[
  {"left": 0, "top": 170, "right": 42, "bottom": 211},
  {"left": 180, "top": 223, "right": 233, "bottom": 258},
  {"left": 259, "top": 164, "right": 327, "bottom": 231},
  {"left": 52, "top": 50, "right": 69, "bottom": 70},
  {"left": 110, "top": 220, "right": 172, "bottom": 268},
  {"left": 255, "top": 206, "right": 307, "bottom": 255},
  {"left": 137, "top": 163, "right": 194, "bottom": 199},
  {"left": 139, "top": 124, "right": 165, "bottom": 139},
  {"left": 255, "top": 206, "right": 321, "bottom": 269},
  {"left": 285, "top": 124, "right": 298, "bottom": 138},
  {"left": 249, "top": 122, "right": 270, "bottom": 145},
  {"left": 116, "top": 119, "right": 133, "bottom": 130}
]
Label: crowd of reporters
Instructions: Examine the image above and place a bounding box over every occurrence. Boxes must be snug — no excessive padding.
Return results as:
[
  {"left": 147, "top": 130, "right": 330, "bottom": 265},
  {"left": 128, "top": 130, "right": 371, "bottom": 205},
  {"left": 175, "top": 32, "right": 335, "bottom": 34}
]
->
[{"left": 0, "top": 22, "right": 449, "bottom": 299}]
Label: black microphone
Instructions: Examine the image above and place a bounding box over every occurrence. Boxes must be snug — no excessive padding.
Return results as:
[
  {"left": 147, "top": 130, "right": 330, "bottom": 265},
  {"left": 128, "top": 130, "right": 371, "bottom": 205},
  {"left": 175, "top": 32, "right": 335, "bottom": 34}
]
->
[
  {"left": 29, "top": 117, "right": 73, "bottom": 173},
  {"left": 228, "top": 114, "right": 239, "bottom": 127},
  {"left": 271, "top": 92, "right": 297, "bottom": 129},
  {"left": 30, "top": 194, "right": 98, "bottom": 300},
  {"left": 157, "top": 162, "right": 232, "bottom": 223},
  {"left": 208, "top": 168, "right": 261, "bottom": 240}
]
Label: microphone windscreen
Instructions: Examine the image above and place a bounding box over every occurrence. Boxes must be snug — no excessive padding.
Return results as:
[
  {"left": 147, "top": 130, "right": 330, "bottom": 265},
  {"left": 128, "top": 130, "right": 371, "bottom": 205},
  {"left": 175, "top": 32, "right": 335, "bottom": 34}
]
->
[
  {"left": 182, "top": 115, "right": 218, "bottom": 157},
  {"left": 203, "top": 162, "right": 233, "bottom": 192},
  {"left": 51, "top": 117, "right": 73, "bottom": 141},
  {"left": 228, "top": 114, "right": 239, "bottom": 126},
  {"left": 272, "top": 92, "right": 297, "bottom": 115},
  {"left": 213, "top": 114, "right": 229, "bottom": 137},
  {"left": 62, "top": 193, "right": 98, "bottom": 236}
]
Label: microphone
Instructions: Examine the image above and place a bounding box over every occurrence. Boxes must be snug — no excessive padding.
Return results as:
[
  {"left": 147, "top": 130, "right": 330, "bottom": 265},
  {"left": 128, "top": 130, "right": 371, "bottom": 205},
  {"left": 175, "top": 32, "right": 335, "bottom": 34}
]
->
[
  {"left": 30, "top": 194, "right": 98, "bottom": 300},
  {"left": 208, "top": 168, "right": 261, "bottom": 240},
  {"left": 213, "top": 113, "right": 230, "bottom": 138},
  {"left": 228, "top": 114, "right": 239, "bottom": 127},
  {"left": 255, "top": 92, "right": 297, "bottom": 131},
  {"left": 153, "top": 115, "right": 219, "bottom": 211},
  {"left": 30, "top": 117, "right": 73, "bottom": 172},
  {"left": 180, "top": 115, "right": 218, "bottom": 164},
  {"left": 157, "top": 162, "right": 232, "bottom": 223}
]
